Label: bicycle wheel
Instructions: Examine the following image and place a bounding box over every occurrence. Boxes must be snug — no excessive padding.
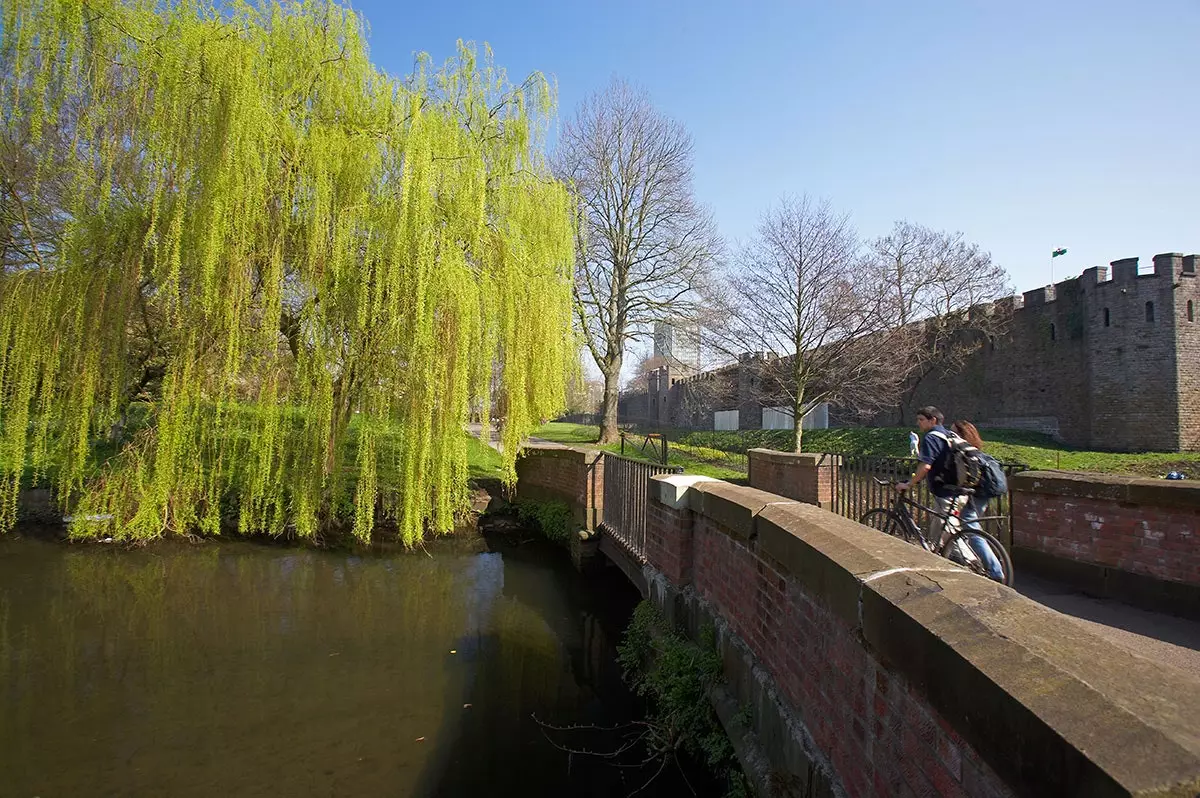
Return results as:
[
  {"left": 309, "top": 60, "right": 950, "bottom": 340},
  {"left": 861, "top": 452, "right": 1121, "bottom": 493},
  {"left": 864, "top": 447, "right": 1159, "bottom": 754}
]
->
[
  {"left": 941, "top": 530, "right": 1014, "bottom": 587},
  {"left": 859, "top": 509, "right": 917, "bottom": 545}
]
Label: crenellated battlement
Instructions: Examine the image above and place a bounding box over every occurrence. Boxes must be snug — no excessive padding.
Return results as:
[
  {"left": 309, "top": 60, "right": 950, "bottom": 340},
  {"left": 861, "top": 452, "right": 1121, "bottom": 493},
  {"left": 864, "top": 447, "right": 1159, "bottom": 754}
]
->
[{"left": 993, "top": 252, "right": 1200, "bottom": 323}]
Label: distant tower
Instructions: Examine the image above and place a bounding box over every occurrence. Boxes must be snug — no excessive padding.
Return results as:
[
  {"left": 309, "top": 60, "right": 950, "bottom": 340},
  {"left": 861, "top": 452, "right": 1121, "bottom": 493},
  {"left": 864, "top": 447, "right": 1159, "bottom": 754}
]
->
[{"left": 653, "top": 319, "right": 701, "bottom": 375}]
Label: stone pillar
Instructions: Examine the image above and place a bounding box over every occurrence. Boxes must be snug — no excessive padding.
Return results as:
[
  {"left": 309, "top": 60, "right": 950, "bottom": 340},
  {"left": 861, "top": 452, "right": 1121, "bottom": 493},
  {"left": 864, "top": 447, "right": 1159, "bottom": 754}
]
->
[{"left": 747, "top": 449, "right": 840, "bottom": 510}]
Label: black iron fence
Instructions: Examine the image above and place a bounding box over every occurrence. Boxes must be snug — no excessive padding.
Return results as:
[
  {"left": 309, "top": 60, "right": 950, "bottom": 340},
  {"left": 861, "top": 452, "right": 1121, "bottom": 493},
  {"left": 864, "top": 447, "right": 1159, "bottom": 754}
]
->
[
  {"left": 599, "top": 453, "right": 683, "bottom": 563},
  {"left": 827, "top": 455, "right": 1028, "bottom": 549}
]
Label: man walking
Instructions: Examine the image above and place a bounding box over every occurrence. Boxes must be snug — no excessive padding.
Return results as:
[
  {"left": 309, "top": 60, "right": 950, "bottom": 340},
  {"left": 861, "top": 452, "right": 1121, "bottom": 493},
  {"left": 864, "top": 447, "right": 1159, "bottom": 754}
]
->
[{"left": 895, "top": 406, "right": 963, "bottom": 550}]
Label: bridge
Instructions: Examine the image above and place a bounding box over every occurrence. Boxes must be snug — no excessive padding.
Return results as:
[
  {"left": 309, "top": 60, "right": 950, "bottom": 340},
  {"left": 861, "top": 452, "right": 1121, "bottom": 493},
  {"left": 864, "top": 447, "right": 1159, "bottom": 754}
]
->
[{"left": 515, "top": 445, "right": 1200, "bottom": 797}]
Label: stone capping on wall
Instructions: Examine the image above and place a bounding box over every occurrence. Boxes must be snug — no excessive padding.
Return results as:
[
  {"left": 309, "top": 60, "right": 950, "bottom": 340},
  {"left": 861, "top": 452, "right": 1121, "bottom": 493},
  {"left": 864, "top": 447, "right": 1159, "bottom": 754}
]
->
[
  {"left": 745, "top": 447, "right": 830, "bottom": 466},
  {"left": 649, "top": 474, "right": 1200, "bottom": 798},
  {"left": 517, "top": 443, "right": 603, "bottom": 465},
  {"left": 1012, "top": 470, "right": 1200, "bottom": 511}
]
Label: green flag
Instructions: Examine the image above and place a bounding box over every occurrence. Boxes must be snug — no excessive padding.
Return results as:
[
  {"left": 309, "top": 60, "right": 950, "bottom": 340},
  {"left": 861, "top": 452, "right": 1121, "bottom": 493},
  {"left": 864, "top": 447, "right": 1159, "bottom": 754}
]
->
[{"left": 1052, "top": 248, "right": 1067, "bottom": 257}]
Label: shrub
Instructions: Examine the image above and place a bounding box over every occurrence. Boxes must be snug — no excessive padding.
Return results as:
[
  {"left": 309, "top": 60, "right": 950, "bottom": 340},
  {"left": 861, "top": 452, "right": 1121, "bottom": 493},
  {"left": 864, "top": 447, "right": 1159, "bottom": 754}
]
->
[{"left": 515, "top": 500, "right": 575, "bottom": 544}]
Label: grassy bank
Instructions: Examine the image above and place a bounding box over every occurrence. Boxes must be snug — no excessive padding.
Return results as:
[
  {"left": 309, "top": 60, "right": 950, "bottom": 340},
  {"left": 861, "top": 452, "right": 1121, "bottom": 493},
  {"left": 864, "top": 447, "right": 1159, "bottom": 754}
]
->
[
  {"left": 466, "top": 434, "right": 506, "bottom": 481},
  {"left": 531, "top": 423, "right": 747, "bottom": 481},
  {"left": 531, "top": 422, "right": 1199, "bottom": 479}
]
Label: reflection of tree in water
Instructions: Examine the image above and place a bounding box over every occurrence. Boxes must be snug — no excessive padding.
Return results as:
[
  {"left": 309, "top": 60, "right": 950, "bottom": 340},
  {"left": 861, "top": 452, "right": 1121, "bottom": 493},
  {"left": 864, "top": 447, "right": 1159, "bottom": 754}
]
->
[
  {"left": 0, "top": 538, "right": 689, "bottom": 797},
  {"left": 424, "top": 543, "right": 692, "bottom": 797},
  {"left": 0, "top": 541, "right": 480, "bottom": 796}
]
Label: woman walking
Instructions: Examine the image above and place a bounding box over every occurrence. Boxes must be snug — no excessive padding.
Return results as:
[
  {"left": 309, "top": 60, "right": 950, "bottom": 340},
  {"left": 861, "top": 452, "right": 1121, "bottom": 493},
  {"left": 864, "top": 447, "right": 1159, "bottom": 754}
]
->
[{"left": 951, "top": 420, "right": 1006, "bottom": 582}]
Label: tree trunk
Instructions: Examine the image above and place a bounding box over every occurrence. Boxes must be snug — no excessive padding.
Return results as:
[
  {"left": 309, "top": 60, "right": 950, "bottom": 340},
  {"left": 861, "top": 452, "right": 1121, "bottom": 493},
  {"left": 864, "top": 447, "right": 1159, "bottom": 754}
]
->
[
  {"left": 897, "top": 367, "right": 930, "bottom": 426},
  {"left": 792, "top": 384, "right": 806, "bottom": 454},
  {"left": 324, "top": 373, "right": 356, "bottom": 479},
  {"left": 598, "top": 355, "right": 622, "bottom": 444}
]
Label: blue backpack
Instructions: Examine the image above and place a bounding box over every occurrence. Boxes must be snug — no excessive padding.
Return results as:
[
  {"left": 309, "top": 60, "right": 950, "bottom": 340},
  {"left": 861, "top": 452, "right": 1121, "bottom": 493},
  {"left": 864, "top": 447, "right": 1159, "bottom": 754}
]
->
[{"left": 975, "top": 454, "right": 1008, "bottom": 500}]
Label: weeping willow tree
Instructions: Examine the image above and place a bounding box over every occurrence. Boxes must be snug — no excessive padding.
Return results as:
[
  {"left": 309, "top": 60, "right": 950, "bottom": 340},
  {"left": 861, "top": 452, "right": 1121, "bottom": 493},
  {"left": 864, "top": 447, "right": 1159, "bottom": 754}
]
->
[{"left": 0, "top": 0, "right": 576, "bottom": 543}]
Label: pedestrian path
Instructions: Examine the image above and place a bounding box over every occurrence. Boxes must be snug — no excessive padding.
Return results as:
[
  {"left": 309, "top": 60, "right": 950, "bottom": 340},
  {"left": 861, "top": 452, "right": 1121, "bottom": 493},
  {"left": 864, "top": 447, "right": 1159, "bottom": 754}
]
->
[{"left": 1017, "top": 573, "right": 1200, "bottom": 675}]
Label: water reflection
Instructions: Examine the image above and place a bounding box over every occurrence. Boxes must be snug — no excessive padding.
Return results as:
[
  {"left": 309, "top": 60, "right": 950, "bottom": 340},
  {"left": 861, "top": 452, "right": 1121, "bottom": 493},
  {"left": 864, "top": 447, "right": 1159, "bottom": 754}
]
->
[{"left": 0, "top": 535, "right": 667, "bottom": 797}]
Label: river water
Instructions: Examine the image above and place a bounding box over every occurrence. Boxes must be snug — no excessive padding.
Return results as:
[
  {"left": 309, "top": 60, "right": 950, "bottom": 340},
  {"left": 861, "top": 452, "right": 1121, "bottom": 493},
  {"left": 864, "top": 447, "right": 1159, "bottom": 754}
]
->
[{"left": 0, "top": 534, "right": 686, "bottom": 797}]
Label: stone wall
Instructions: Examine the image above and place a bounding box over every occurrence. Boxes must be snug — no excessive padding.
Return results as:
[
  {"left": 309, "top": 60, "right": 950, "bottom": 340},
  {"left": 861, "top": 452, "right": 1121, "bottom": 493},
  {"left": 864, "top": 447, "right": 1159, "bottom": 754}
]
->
[
  {"left": 644, "top": 474, "right": 1200, "bottom": 797},
  {"left": 1011, "top": 471, "right": 1200, "bottom": 617},
  {"left": 1176, "top": 255, "right": 1200, "bottom": 451},
  {"left": 618, "top": 253, "right": 1200, "bottom": 452}
]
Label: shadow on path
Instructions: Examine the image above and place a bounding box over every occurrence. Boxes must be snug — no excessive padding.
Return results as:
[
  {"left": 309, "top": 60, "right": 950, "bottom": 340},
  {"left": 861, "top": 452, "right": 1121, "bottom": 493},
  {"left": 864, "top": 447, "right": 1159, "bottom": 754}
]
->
[{"left": 1016, "top": 573, "right": 1200, "bottom": 673}]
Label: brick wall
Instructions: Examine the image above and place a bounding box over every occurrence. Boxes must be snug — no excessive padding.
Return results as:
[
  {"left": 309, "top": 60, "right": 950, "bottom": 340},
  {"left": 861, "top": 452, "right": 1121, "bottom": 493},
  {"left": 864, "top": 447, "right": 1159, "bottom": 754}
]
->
[
  {"left": 514, "top": 445, "right": 604, "bottom": 530},
  {"left": 747, "top": 448, "right": 839, "bottom": 509},
  {"left": 645, "top": 498, "right": 694, "bottom": 586},
  {"left": 645, "top": 475, "right": 1200, "bottom": 797},
  {"left": 1011, "top": 471, "right": 1200, "bottom": 616}
]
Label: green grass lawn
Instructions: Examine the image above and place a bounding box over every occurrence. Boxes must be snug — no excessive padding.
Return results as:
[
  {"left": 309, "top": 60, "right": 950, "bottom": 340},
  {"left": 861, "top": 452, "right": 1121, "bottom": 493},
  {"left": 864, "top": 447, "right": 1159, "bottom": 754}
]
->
[
  {"left": 466, "top": 434, "right": 506, "bottom": 481},
  {"left": 530, "top": 422, "right": 601, "bottom": 444},
  {"left": 530, "top": 422, "right": 1199, "bottom": 479},
  {"left": 529, "top": 422, "right": 747, "bottom": 481}
]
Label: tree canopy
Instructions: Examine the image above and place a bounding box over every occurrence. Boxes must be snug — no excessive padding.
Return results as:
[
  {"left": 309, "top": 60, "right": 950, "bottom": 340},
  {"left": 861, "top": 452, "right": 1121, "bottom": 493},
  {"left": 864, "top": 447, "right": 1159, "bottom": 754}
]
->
[{"left": 0, "top": 0, "right": 576, "bottom": 542}]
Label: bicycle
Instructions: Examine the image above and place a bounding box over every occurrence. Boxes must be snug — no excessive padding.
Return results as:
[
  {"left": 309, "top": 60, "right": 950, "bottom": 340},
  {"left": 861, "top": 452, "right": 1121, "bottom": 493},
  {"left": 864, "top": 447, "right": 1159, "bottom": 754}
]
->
[{"left": 858, "top": 477, "right": 1014, "bottom": 586}]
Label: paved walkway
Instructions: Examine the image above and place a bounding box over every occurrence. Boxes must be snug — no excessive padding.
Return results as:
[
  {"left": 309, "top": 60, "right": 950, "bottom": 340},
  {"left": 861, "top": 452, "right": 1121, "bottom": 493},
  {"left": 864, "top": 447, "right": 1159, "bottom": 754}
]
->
[{"left": 1016, "top": 573, "right": 1200, "bottom": 674}]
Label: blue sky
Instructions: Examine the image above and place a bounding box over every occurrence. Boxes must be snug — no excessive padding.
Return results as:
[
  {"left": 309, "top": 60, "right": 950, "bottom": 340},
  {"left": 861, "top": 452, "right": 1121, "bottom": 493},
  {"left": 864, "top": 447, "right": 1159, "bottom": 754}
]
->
[{"left": 354, "top": 0, "right": 1198, "bottom": 296}]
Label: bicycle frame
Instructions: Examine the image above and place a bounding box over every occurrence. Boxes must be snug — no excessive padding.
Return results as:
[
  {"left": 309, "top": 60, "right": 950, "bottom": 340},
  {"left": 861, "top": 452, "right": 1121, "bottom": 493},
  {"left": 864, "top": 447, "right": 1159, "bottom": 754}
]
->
[
  {"left": 862, "top": 478, "right": 1015, "bottom": 586},
  {"left": 876, "top": 479, "right": 1006, "bottom": 551}
]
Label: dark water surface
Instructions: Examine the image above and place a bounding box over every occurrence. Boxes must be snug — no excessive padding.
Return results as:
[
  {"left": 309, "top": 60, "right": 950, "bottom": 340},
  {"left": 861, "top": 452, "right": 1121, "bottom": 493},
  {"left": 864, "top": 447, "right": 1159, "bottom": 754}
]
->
[{"left": 0, "top": 534, "right": 676, "bottom": 797}]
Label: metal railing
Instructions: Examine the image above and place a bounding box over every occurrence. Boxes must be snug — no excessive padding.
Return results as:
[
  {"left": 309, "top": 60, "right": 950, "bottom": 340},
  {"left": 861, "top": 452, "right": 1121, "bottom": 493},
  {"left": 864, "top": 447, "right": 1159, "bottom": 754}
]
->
[
  {"left": 827, "top": 454, "right": 1028, "bottom": 549},
  {"left": 599, "top": 453, "right": 683, "bottom": 563}
]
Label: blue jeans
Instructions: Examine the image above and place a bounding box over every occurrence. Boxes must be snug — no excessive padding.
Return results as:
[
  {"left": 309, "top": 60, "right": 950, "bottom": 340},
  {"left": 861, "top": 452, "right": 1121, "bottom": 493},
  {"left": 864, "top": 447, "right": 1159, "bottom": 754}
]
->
[{"left": 960, "top": 498, "right": 1005, "bottom": 581}]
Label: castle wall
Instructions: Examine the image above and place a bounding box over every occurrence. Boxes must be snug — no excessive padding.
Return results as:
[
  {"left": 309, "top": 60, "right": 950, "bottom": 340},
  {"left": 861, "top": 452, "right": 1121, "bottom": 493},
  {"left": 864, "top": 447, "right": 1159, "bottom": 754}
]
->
[
  {"left": 859, "top": 255, "right": 1197, "bottom": 452},
  {"left": 1175, "top": 255, "right": 1200, "bottom": 451},
  {"left": 615, "top": 253, "right": 1199, "bottom": 452},
  {"left": 902, "top": 285, "right": 1092, "bottom": 444},
  {"left": 1086, "top": 255, "right": 1182, "bottom": 451}
]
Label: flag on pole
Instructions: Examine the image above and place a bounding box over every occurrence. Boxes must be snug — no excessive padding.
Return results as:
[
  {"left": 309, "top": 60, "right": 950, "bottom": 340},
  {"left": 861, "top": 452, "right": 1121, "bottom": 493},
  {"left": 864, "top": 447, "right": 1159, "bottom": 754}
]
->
[{"left": 1052, "top": 248, "right": 1067, "bottom": 257}]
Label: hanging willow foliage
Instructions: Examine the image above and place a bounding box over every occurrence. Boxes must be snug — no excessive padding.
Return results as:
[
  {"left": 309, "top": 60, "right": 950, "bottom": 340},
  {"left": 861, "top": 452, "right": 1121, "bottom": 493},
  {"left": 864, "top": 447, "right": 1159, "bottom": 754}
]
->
[{"left": 0, "top": 0, "right": 575, "bottom": 543}]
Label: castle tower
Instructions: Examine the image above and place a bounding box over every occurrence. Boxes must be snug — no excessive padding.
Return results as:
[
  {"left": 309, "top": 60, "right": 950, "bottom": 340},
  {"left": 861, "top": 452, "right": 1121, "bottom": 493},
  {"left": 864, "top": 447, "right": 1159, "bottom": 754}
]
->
[
  {"left": 1085, "top": 254, "right": 1197, "bottom": 451},
  {"left": 1172, "top": 254, "right": 1200, "bottom": 450}
]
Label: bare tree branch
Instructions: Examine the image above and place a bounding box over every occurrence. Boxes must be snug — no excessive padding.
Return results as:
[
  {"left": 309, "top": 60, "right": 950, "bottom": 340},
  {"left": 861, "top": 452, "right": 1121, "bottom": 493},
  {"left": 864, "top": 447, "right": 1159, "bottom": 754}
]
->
[
  {"left": 706, "top": 195, "right": 907, "bottom": 451},
  {"left": 556, "top": 78, "right": 722, "bottom": 442},
  {"left": 868, "top": 221, "right": 1013, "bottom": 423}
]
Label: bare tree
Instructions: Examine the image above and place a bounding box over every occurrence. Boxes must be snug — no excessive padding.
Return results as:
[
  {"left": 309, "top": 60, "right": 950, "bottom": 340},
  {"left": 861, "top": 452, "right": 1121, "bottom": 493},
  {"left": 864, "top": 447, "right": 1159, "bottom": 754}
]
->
[
  {"left": 556, "top": 79, "right": 721, "bottom": 443},
  {"left": 564, "top": 367, "right": 604, "bottom": 416},
  {"left": 709, "top": 196, "right": 906, "bottom": 452},
  {"left": 870, "top": 222, "right": 1012, "bottom": 422}
]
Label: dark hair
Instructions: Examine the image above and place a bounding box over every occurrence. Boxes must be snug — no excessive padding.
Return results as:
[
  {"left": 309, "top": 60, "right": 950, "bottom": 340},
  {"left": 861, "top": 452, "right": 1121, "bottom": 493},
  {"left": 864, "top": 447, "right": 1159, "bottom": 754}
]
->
[
  {"left": 916, "top": 406, "right": 944, "bottom": 424},
  {"left": 952, "top": 420, "right": 984, "bottom": 450}
]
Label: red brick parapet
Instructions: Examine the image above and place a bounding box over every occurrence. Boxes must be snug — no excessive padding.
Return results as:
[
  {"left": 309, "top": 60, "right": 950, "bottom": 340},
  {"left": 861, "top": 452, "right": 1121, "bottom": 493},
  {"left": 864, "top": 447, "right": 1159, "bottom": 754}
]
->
[
  {"left": 1011, "top": 471, "right": 1200, "bottom": 614},
  {"left": 747, "top": 448, "right": 840, "bottom": 509},
  {"left": 645, "top": 473, "right": 1200, "bottom": 798},
  {"left": 514, "top": 445, "right": 604, "bottom": 530}
]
